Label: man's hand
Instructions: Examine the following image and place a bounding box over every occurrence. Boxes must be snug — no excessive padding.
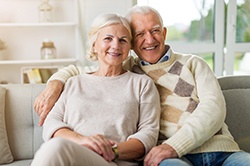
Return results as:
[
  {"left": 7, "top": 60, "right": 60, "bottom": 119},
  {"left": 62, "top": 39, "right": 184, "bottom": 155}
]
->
[
  {"left": 144, "top": 144, "right": 179, "bottom": 166},
  {"left": 34, "top": 80, "right": 64, "bottom": 126}
]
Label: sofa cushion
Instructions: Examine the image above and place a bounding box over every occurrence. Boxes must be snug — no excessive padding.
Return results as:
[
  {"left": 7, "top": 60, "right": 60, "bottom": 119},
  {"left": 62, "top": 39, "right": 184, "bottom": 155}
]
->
[
  {"left": 0, "top": 86, "right": 13, "bottom": 164},
  {"left": 223, "top": 89, "right": 250, "bottom": 152},
  {"left": 3, "top": 84, "right": 45, "bottom": 161}
]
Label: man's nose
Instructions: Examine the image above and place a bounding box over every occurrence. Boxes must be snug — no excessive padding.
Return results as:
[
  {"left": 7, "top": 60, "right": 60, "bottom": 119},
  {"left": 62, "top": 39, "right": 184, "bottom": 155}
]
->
[{"left": 144, "top": 32, "right": 154, "bottom": 43}]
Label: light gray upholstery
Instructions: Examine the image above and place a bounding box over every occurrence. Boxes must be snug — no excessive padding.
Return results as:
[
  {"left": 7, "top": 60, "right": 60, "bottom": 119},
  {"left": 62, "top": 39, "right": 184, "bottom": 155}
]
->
[
  {"left": 1, "top": 84, "right": 45, "bottom": 166},
  {"left": 218, "top": 75, "right": 250, "bottom": 152},
  {"left": 0, "top": 75, "right": 249, "bottom": 165}
]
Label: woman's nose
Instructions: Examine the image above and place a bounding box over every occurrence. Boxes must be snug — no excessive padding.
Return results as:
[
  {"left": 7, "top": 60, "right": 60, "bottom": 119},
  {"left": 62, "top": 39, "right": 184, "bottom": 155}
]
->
[{"left": 111, "top": 39, "right": 120, "bottom": 49}]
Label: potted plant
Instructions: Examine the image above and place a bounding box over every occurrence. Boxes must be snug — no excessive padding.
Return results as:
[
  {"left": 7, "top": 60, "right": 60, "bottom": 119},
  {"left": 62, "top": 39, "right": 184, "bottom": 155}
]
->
[{"left": 0, "top": 39, "right": 7, "bottom": 60}]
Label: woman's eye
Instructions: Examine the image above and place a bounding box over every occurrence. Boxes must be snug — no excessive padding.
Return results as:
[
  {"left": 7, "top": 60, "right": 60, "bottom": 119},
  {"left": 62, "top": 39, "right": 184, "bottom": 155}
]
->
[
  {"left": 104, "top": 37, "right": 112, "bottom": 41},
  {"left": 120, "top": 39, "right": 127, "bottom": 43}
]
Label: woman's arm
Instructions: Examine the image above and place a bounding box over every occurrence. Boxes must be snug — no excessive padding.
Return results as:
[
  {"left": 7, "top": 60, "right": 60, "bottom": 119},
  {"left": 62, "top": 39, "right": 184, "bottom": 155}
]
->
[{"left": 116, "top": 138, "right": 145, "bottom": 160}]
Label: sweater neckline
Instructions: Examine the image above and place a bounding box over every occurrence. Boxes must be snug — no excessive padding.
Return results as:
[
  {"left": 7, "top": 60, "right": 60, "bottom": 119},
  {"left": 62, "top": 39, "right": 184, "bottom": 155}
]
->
[{"left": 85, "top": 70, "right": 130, "bottom": 80}]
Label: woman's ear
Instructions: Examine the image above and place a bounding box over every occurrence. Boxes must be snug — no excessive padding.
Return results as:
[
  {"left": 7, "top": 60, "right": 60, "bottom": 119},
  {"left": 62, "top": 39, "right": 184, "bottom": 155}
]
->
[{"left": 92, "top": 42, "right": 96, "bottom": 53}]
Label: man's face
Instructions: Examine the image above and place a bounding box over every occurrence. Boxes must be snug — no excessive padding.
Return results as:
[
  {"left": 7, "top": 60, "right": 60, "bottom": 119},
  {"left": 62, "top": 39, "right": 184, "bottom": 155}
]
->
[{"left": 130, "top": 12, "right": 167, "bottom": 64}]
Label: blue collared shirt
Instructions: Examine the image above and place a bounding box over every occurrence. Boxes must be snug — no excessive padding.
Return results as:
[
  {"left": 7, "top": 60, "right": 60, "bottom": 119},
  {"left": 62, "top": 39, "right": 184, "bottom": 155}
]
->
[{"left": 140, "top": 47, "right": 171, "bottom": 66}]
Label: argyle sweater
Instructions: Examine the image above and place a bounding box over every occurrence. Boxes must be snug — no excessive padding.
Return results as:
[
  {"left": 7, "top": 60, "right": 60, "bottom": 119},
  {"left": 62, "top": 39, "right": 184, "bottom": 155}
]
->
[{"left": 49, "top": 48, "right": 240, "bottom": 157}]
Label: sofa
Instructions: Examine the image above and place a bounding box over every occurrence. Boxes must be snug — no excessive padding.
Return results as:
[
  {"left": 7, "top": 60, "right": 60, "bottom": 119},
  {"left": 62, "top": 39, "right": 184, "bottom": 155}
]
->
[{"left": 0, "top": 75, "right": 250, "bottom": 165}]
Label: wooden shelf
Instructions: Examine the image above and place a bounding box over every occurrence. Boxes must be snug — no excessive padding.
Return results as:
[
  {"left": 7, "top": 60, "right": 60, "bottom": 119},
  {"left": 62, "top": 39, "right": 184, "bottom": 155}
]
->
[
  {"left": 0, "top": 22, "right": 76, "bottom": 27},
  {"left": 0, "top": 0, "right": 81, "bottom": 84},
  {"left": 0, "top": 58, "right": 77, "bottom": 65}
]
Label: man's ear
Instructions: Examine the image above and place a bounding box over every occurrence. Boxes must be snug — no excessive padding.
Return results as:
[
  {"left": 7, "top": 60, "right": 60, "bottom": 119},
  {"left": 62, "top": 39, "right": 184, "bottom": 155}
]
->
[{"left": 163, "top": 27, "right": 167, "bottom": 40}]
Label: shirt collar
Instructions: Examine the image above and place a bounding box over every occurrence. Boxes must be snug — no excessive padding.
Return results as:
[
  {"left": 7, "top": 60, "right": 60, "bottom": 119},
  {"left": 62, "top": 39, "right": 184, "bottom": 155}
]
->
[{"left": 140, "top": 45, "right": 171, "bottom": 66}]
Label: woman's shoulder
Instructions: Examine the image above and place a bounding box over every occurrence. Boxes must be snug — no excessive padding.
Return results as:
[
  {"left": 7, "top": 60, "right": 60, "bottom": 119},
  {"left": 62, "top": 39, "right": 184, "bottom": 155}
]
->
[
  {"left": 127, "top": 71, "right": 154, "bottom": 83},
  {"left": 65, "top": 74, "right": 89, "bottom": 85}
]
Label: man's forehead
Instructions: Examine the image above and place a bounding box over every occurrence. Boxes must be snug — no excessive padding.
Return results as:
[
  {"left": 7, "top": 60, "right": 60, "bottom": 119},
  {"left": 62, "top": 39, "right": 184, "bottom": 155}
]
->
[{"left": 133, "top": 24, "right": 161, "bottom": 32}]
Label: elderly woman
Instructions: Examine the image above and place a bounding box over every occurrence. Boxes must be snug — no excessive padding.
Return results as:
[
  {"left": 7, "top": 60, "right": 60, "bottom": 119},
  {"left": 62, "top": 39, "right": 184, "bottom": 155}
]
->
[{"left": 31, "top": 13, "right": 161, "bottom": 166}]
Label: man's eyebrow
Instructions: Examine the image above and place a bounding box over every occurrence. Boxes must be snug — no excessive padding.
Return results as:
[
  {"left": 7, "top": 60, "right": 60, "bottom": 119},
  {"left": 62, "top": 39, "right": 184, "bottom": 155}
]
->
[
  {"left": 134, "top": 30, "right": 143, "bottom": 34},
  {"left": 134, "top": 25, "right": 161, "bottom": 35},
  {"left": 152, "top": 25, "right": 161, "bottom": 29}
]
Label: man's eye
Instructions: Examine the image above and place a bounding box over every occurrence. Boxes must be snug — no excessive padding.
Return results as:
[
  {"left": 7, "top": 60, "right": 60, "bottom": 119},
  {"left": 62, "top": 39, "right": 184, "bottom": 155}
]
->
[
  {"left": 152, "top": 29, "right": 160, "bottom": 34},
  {"left": 135, "top": 33, "right": 143, "bottom": 38}
]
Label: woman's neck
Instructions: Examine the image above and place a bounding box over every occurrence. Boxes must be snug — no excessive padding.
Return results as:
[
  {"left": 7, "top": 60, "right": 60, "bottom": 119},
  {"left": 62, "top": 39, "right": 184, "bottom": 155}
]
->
[{"left": 93, "top": 67, "right": 126, "bottom": 76}]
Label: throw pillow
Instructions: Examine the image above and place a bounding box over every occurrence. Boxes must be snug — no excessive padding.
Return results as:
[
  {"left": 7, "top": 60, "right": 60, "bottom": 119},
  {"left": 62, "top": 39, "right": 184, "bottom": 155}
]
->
[{"left": 0, "top": 86, "right": 13, "bottom": 163}]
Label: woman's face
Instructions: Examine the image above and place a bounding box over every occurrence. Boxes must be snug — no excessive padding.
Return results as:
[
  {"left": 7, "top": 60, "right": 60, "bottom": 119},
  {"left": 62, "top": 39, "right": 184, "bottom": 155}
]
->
[{"left": 94, "top": 24, "right": 131, "bottom": 67}]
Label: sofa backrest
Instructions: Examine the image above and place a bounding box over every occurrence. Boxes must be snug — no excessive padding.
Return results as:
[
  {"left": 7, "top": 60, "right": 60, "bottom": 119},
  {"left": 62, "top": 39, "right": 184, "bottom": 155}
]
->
[
  {"left": 1, "top": 75, "right": 250, "bottom": 161},
  {"left": 2, "top": 84, "right": 46, "bottom": 160},
  {"left": 218, "top": 75, "right": 250, "bottom": 152}
]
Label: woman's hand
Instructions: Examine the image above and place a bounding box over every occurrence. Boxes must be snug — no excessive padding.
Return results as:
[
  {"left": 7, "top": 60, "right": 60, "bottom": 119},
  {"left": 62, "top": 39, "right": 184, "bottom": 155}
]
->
[
  {"left": 79, "top": 134, "right": 116, "bottom": 162},
  {"left": 54, "top": 128, "right": 116, "bottom": 162}
]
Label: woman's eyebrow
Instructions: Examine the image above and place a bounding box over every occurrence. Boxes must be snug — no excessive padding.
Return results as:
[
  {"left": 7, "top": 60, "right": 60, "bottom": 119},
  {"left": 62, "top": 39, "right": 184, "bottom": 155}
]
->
[{"left": 105, "top": 34, "right": 129, "bottom": 39}]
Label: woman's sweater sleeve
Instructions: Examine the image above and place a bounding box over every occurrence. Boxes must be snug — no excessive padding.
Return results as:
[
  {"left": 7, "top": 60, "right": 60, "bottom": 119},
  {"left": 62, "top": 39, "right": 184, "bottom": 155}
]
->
[{"left": 128, "top": 77, "right": 161, "bottom": 154}]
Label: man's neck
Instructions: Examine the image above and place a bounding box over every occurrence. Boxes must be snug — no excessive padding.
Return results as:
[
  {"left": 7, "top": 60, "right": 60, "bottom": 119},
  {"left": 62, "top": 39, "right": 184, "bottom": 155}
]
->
[{"left": 140, "top": 45, "right": 170, "bottom": 66}]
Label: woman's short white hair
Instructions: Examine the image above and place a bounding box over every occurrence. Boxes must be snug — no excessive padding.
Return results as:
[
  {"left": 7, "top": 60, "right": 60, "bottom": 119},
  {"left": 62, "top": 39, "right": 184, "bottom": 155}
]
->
[
  {"left": 125, "top": 5, "right": 163, "bottom": 28},
  {"left": 86, "top": 13, "right": 132, "bottom": 61}
]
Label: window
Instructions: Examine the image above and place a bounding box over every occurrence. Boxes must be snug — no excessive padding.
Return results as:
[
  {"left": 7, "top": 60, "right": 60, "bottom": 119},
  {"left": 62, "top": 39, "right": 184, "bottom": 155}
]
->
[
  {"left": 138, "top": 0, "right": 214, "bottom": 43},
  {"left": 226, "top": 0, "right": 250, "bottom": 75},
  {"left": 137, "top": 0, "right": 250, "bottom": 76}
]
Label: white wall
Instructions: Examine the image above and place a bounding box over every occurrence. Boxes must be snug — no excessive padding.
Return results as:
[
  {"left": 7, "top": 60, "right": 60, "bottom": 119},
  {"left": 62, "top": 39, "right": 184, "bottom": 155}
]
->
[{"left": 0, "top": 0, "right": 136, "bottom": 83}]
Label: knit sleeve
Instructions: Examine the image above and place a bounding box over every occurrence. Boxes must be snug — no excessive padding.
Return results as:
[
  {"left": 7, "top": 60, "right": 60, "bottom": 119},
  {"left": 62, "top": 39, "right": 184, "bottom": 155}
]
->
[
  {"left": 128, "top": 77, "right": 161, "bottom": 154},
  {"left": 47, "top": 65, "right": 83, "bottom": 84},
  {"left": 42, "top": 79, "right": 75, "bottom": 141},
  {"left": 47, "top": 56, "right": 137, "bottom": 84},
  {"left": 163, "top": 55, "right": 226, "bottom": 157}
]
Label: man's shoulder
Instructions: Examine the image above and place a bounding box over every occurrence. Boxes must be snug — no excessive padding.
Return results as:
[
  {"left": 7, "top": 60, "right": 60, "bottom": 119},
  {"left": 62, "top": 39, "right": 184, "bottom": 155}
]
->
[
  {"left": 171, "top": 51, "right": 205, "bottom": 64},
  {"left": 127, "top": 71, "right": 154, "bottom": 84}
]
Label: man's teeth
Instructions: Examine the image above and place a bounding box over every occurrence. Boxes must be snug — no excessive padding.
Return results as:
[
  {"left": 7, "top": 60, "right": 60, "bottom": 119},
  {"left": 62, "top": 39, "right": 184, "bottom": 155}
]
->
[{"left": 145, "top": 46, "right": 155, "bottom": 50}]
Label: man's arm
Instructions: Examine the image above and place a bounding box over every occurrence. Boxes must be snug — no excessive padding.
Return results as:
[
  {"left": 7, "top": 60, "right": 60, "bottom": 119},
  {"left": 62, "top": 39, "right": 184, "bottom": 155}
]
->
[
  {"left": 144, "top": 56, "right": 226, "bottom": 165},
  {"left": 163, "top": 56, "right": 226, "bottom": 156},
  {"left": 34, "top": 57, "right": 138, "bottom": 126},
  {"left": 34, "top": 65, "right": 82, "bottom": 126}
]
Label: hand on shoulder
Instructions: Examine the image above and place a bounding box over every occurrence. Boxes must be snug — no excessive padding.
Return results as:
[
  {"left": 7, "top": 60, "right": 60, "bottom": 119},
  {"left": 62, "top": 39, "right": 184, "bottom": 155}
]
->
[{"left": 34, "top": 80, "right": 64, "bottom": 126}]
